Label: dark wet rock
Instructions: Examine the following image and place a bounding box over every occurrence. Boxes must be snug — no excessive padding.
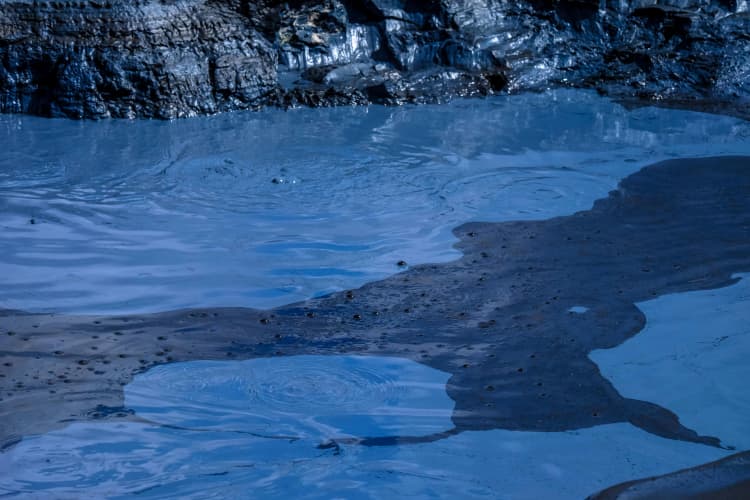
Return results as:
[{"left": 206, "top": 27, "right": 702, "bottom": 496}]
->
[
  {"left": 589, "top": 450, "right": 750, "bottom": 499},
  {"left": 0, "top": 0, "right": 748, "bottom": 118},
  {"left": 1, "top": 156, "right": 749, "bottom": 450},
  {"left": 0, "top": 0, "right": 279, "bottom": 119}
]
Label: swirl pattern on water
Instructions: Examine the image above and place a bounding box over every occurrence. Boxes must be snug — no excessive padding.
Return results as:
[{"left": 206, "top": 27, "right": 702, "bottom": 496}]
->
[
  {"left": 125, "top": 355, "right": 454, "bottom": 440},
  {"left": 2, "top": 90, "right": 750, "bottom": 314},
  {"left": 0, "top": 422, "right": 727, "bottom": 499}
]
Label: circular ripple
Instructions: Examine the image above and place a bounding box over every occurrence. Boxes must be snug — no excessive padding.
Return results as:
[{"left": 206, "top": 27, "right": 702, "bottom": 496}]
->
[
  {"left": 125, "top": 355, "right": 454, "bottom": 440},
  {"left": 250, "top": 368, "right": 386, "bottom": 410}
]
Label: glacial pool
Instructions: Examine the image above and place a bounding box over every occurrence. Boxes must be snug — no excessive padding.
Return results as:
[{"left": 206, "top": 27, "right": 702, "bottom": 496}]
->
[{"left": 1, "top": 89, "right": 749, "bottom": 498}]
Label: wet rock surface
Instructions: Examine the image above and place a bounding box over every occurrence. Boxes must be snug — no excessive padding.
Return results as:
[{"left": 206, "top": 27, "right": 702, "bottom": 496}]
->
[
  {"left": 0, "top": 0, "right": 748, "bottom": 118},
  {"left": 1, "top": 156, "right": 749, "bottom": 459},
  {"left": 0, "top": 0, "right": 279, "bottom": 119},
  {"left": 589, "top": 450, "right": 750, "bottom": 499}
]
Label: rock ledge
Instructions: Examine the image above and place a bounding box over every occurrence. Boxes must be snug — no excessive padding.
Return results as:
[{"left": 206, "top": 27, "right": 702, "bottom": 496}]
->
[{"left": 1, "top": 0, "right": 748, "bottom": 119}]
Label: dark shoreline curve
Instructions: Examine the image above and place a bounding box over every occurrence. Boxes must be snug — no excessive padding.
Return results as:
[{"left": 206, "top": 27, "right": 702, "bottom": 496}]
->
[
  {"left": 1, "top": 157, "right": 749, "bottom": 481},
  {"left": 589, "top": 450, "right": 750, "bottom": 500}
]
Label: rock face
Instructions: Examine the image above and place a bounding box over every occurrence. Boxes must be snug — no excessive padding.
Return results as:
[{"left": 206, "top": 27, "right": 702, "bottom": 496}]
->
[
  {"left": 0, "top": 0, "right": 748, "bottom": 118},
  {"left": 0, "top": 0, "right": 278, "bottom": 118}
]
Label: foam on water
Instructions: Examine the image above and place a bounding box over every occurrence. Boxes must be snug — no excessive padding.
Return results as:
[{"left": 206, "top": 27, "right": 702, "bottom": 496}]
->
[{"left": 2, "top": 90, "right": 750, "bottom": 314}]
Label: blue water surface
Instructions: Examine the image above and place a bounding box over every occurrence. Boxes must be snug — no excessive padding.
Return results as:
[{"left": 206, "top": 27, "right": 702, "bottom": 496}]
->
[
  {"left": 125, "top": 355, "right": 455, "bottom": 440},
  {"left": 0, "top": 355, "right": 732, "bottom": 498},
  {"left": 2, "top": 89, "right": 749, "bottom": 314},
  {"left": 1, "top": 90, "right": 750, "bottom": 498}
]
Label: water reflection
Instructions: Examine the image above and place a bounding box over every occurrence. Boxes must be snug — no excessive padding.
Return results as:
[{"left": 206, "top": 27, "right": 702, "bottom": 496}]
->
[{"left": 2, "top": 90, "right": 749, "bottom": 314}]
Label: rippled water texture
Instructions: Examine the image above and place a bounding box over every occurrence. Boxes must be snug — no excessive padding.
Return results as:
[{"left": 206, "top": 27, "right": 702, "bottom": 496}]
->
[
  {"left": 126, "top": 355, "right": 454, "bottom": 440},
  {"left": 2, "top": 90, "right": 750, "bottom": 314},
  {"left": 0, "top": 355, "right": 456, "bottom": 498},
  {"left": 0, "top": 351, "right": 732, "bottom": 499}
]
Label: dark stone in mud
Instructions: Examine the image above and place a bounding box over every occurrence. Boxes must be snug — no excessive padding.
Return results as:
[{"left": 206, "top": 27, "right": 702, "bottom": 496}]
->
[
  {"left": 1, "top": 156, "right": 749, "bottom": 454},
  {"left": 0, "top": 0, "right": 749, "bottom": 118},
  {"left": 589, "top": 450, "right": 750, "bottom": 499}
]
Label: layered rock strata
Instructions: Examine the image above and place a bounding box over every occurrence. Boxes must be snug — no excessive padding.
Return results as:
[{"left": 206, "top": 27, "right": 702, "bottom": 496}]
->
[{"left": 1, "top": 0, "right": 748, "bottom": 118}]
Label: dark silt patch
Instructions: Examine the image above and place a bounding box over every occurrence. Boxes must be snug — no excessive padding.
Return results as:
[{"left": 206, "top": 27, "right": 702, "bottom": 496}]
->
[
  {"left": 1, "top": 156, "right": 749, "bottom": 452},
  {"left": 589, "top": 450, "right": 750, "bottom": 499}
]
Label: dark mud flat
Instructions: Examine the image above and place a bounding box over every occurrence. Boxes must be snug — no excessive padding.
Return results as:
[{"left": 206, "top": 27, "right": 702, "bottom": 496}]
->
[{"left": 1, "top": 156, "right": 750, "bottom": 492}]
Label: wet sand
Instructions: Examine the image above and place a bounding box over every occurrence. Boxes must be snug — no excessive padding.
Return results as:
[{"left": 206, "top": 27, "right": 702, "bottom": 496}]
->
[{"left": 1, "top": 156, "right": 749, "bottom": 489}]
